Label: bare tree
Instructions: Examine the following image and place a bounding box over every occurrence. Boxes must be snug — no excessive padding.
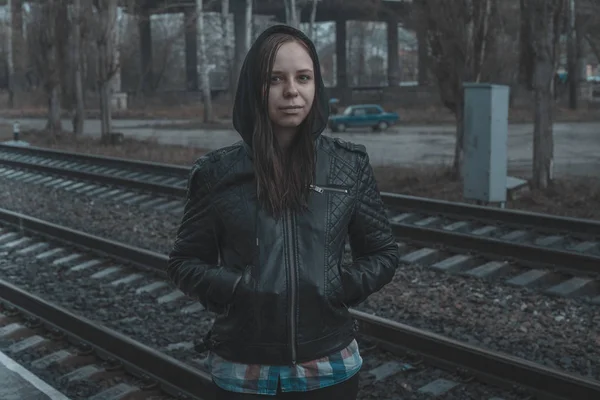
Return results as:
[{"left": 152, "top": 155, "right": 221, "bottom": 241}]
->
[
  {"left": 221, "top": 0, "right": 234, "bottom": 93},
  {"left": 72, "top": 0, "right": 85, "bottom": 135},
  {"left": 584, "top": 1, "right": 600, "bottom": 60},
  {"left": 92, "top": 0, "right": 119, "bottom": 142},
  {"left": 522, "top": 0, "right": 564, "bottom": 189},
  {"left": 519, "top": 0, "right": 535, "bottom": 88},
  {"left": 308, "top": 0, "right": 318, "bottom": 40},
  {"left": 576, "top": 0, "right": 600, "bottom": 92},
  {"left": 285, "top": 0, "right": 300, "bottom": 28},
  {"left": 6, "top": 0, "right": 14, "bottom": 107},
  {"left": 56, "top": 1, "right": 71, "bottom": 109},
  {"left": 245, "top": 0, "right": 253, "bottom": 52},
  {"left": 419, "top": 0, "right": 499, "bottom": 177},
  {"left": 227, "top": 0, "right": 253, "bottom": 92},
  {"left": 566, "top": 0, "right": 578, "bottom": 109},
  {"left": 31, "top": 1, "right": 64, "bottom": 134},
  {"left": 197, "top": 0, "right": 213, "bottom": 122},
  {"left": 10, "top": 0, "right": 25, "bottom": 106}
]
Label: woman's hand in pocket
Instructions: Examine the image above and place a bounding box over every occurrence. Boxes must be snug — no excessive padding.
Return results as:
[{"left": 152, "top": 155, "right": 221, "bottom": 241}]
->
[{"left": 229, "top": 264, "right": 256, "bottom": 312}]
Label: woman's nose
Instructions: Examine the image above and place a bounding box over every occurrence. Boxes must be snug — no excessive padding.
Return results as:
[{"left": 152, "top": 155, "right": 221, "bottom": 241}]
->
[{"left": 284, "top": 81, "right": 299, "bottom": 97}]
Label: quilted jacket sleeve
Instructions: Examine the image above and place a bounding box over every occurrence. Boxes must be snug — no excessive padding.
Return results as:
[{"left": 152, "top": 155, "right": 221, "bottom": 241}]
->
[
  {"left": 342, "top": 153, "right": 400, "bottom": 307},
  {"left": 167, "top": 161, "right": 243, "bottom": 313}
]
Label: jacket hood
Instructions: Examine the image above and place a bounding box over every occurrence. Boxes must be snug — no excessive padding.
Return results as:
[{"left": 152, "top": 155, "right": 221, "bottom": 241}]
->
[{"left": 232, "top": 24, "right": 330, "bottom": 146}]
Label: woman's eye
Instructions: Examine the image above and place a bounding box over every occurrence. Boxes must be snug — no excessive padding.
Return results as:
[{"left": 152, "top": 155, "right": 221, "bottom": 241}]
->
[
  {"left": 271, "top": 76, "right": 281, "bottom": 83},
  {"left": 298, "top": 75, "right": 311, "bottom": 82}
]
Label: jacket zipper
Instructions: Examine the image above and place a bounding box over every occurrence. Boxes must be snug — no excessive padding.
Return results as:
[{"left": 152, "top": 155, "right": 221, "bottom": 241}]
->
[
  {"left": 309, "top": 184, "right": 349, "bottom": 194},
  {"left": 285, "top": 209, "right": 298, "bottom": 365}
]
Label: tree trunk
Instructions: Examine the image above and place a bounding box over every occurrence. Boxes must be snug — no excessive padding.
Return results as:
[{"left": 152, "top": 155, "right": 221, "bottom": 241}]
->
[
  {"left": 567, "top": 0, "right": 578, "bottom": 109},
  {"left": 98, "top": 42, "right": 111, "bottom": 140},
  {"left": 7, "top": 0, "right": 13, "bottom": 108},
  {"left": 244, "top": 0, "right": 253, "bottom": 52},
  {"left": 308, "top": 0, "right": 317, "bottom": 40},
  {"left": 9, "top": 0, "right": 25, "bottom": 107},
  {"left": 197, "top": 0, "right": 213, "bottom": 123},
  {"left": 416, "top": 27, "right": 428, "bottom": 85},
  {"left": 575, "top": 12, "right": 584, "bottom": 99},
  {"left": 221, "top": 0, "right": 234, "bottom": 95},
  {"left": 73, "top": 0, "right": 84, "bottom": 135},
  {"left": 454, "top": 103, "right": 465, "bottom": 178},
  {"left": 44, "top": 0, "right": 62, "bottom": 134},
  {"left": 519, "top": 0, "right": 534, "bottom": 88},
  {"left": 95, "top": 0, "right": 117, "bottom": 142},
  {"left": 47, "top": 86, "right": 62, "bottom": 133},
  {"left": 528, "top": 0, "right": 560, "bottom": 190},
  {"left": 57, "top": 0, "right": 70, "bottom": 110},
  {"left": 286, "top": 0, "right": 300, "bottom": 28},
  {"left": 357, "top": 23, "right": 366, "bottom": 85},
  {"left": 99, "top": 82, "right": 111, "bottom": 140},
  {"left": 533, "top": 80, "right": 554, "bottom": 189},
  {"left": 284, "top": 0, "right": 290, "bottom": 26},
  {"left": 421, "top": 0, "right": 498, "bottom": 178}
]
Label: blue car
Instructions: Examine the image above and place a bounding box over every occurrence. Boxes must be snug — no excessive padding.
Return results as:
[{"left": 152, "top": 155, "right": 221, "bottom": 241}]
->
[{"left": 328, "top": 104, "right": 399, "bottom": 132}]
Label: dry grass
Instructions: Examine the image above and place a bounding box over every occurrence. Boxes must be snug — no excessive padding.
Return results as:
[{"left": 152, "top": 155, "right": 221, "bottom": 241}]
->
[
  {"left": 374, "top": 164, "right": 600, "bottom": 220},
  {"left": 3, "top": 128, "right": 599, "bottom": 220},
  {"left": 0, "top": 103, "right": 233, "bottom": 123},
  {"left": 0, "top": 129, "right": 205, "bottom": 166}
]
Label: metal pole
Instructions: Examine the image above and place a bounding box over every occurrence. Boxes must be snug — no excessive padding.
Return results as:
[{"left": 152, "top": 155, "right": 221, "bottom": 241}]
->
[{"left": 13, "top": 121, "right": 19, "bottom": 142}]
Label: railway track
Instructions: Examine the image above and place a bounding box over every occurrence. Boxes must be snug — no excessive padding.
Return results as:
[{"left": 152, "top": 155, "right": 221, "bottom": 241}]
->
[
  {"left": 0, "top": 284, "right": 213, "bottom": 400},
  {"left": 0, "top": 207, "right": 599, "bottom": 400},
  {"left": 1, "top": 143, "right": 600, "bottom": 304}
]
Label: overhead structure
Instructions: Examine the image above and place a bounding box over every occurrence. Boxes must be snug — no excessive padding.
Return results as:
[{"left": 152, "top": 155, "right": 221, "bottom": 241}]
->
[{"left": 125, "top": 0, "right": 416, "bottom": 98}]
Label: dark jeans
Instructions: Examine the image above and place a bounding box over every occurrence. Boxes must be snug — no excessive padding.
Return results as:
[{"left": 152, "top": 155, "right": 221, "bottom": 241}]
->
[{"left": 214, "top": 373, "right": 360, "bottom": 399}]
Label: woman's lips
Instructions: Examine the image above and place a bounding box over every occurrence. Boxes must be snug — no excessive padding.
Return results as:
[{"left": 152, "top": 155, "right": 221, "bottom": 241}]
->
[{"left": 279, "top": 106, "right": 303, "bottom": 114}]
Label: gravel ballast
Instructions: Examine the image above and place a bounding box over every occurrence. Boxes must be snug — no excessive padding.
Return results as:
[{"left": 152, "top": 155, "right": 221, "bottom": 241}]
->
[
  {"left": 0, "top": 241, "right": 521, "bottom": 399},
  {"left": 0, "top": 175, "right": 598, "bottom": 387}
]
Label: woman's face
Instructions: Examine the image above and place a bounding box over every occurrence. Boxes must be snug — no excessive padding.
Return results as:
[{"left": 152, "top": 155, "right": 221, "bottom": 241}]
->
[{"left": 267, "top": 41, "right": 315, "bottom": 140}]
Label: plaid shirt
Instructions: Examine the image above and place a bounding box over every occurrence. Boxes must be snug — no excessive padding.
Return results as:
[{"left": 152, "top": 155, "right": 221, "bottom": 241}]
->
[{"left": 209, "top": 339, "right": 362, "bottom": 395}]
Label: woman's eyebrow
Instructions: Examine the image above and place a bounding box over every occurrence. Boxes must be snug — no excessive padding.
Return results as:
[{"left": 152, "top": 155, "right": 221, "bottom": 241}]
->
[{"left": 271, "top": 68, "right": 314, "bottom": 74}]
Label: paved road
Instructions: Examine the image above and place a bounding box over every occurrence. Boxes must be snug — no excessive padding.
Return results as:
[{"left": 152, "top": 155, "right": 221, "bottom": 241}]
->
[{"left": 3, "top": 117, "right": 600, "bottom": 177}]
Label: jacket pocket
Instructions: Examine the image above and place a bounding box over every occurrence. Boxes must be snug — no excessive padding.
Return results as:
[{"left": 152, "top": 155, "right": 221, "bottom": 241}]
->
[
  {"left": 227, "top": 264, "right": 254, "bottom": 314},
  {"left": 213, "top": 264, "right": 255, "bottom": 338}
]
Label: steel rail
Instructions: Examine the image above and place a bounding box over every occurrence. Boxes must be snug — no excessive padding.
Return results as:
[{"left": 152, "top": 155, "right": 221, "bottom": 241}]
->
[
  {"left": 383, "top": 192, "right": 600, "bottom": 237},
  {"left": 352, "top": 310, "right": 600, "bottom": 400},
  {"left": 0, "top": 157, "right": 186, "bottom": 198},
  {"left": 0, "top": 207, "right": 168, "bottom": 273},
  {"left": 1, "top": 207, "right": 598, "bottom": 400},
  {"left": 2, "top": 143, "right": 600, "bottom": 239},
  {"left": 0, "top": 280, "right": 214, "bottom": 400},
  {"left": 392, "top": 223, "right": 600, "bottom": 275},
  {"left": 2, "top": 147, "right": 600, "bottom": 279},
  {"left": 0, "top": 143, "right": 189, "bottom": 175}
]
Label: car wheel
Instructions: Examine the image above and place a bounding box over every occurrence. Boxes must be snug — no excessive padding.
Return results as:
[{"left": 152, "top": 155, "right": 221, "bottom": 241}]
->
[
  {"left": 376, "top": 121, "right": 389, "bottom": 131},
  {"left": 337, "top": 123, "right": 346, "bottom": 132}
]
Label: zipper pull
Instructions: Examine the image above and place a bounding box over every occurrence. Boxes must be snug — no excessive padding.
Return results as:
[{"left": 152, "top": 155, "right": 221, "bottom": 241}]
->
[{"left": 310, "top": 184, "right": 323, "bottom": 193}]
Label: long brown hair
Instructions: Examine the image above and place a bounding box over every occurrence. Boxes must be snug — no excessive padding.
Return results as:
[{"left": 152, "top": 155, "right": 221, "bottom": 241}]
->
[{"left": 252, "top": 33, "right": 317, "bottom": 218}]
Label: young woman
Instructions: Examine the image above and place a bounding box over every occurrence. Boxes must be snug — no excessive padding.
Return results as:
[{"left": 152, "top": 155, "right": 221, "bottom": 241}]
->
[{"left": 168, "top": 24, "right": 400, "bottom": 399}]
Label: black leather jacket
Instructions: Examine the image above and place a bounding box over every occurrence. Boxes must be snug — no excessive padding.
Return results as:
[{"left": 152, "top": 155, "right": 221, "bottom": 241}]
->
[
  {"left": 167, "top": 25, "right": 400, "bottom": 366},
  {"left": 167, "top": 136, "right": 399, "bottom": 365}
]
